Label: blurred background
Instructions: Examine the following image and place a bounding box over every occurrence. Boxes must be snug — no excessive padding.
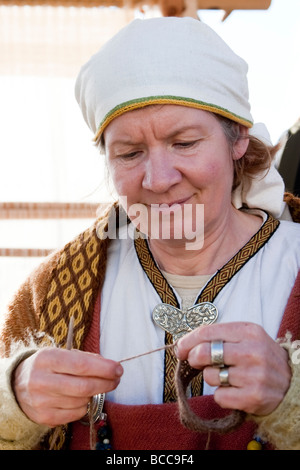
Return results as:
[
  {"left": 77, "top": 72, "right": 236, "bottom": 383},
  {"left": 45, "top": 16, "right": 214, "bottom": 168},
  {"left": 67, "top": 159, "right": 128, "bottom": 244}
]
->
[{"left": 0, "top": 0, "right": 299, "bottom": 312}]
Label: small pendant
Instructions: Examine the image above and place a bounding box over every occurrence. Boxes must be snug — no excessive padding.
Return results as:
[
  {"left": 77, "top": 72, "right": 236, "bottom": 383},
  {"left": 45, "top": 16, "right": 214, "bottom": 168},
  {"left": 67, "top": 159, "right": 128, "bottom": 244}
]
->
[{"left": 152, "top": 302, "right": 218, "bottom": 341}]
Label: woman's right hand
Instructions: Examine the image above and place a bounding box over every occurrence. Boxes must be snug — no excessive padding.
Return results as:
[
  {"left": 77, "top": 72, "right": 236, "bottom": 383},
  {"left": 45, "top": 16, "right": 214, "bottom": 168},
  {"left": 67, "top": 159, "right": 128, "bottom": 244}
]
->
[{"left": 12, "top": 348, "right": 123, "bottom": 427}]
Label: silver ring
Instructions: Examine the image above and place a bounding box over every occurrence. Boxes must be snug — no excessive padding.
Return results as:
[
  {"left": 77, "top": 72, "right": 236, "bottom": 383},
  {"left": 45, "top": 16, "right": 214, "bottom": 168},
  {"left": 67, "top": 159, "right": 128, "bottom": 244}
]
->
[
  {"left": 210, "top": 340, "right": 225, "bottom": 368},
  {"left": 219, "top": 367, "right": 230, "bottom": 386}
]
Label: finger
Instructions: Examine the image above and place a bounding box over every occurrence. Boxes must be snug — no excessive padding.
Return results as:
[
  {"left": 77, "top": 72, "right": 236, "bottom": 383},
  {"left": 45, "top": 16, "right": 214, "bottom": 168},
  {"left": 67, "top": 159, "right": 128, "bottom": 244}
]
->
[
  {"left": 212, "top": 383, "right": 278, "bottom": 415},
  {"left": 203, "top": 366, "right": 238, "bottom": 388},
  {"left": 176, "top": 322, "right": 266, "bottom": 361},
  {"left": 203, "top": 362, "right": 273, "bottom": 391},
  {"left": 32, "top": 371, "right": 121, "bottom": 398},
  {"left": 183, "top": 341, "right": 211, "bottom": 369},
  {"left": 34, "top": 348, "right": 123, "bottom": 380},
  {"left": 26, "top": 391, "right": 90, "bottom": 410},
  {"left": 185, "top": 338, "right": 275, "bottom": 371},
  {"left": 181, "top": 341, "right": 236, "bottom": 369},
  {"left": 29, "top": 403, "right": 89, "bottom": 428},
  {"left": 213, "top": 386, "right": 251, "bottom": 412},
  {"left": 204, "top": 364, "right": 289, "bottom": 416},
  {"left": 50, "top": 396, "right": 89, "bottom": 410}
]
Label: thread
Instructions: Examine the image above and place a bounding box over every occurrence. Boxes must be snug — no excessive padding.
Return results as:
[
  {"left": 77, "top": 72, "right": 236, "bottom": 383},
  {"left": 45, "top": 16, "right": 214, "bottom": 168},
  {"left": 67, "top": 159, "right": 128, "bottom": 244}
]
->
[
  {"left": 119, "top": 342, "right": 177, "bottom": 363},
  {"left": 66, "top": 316, "right": 75, "bottom": 349},
  {"left": 89, "top": 397, "right": 96, "bottom": 450}
]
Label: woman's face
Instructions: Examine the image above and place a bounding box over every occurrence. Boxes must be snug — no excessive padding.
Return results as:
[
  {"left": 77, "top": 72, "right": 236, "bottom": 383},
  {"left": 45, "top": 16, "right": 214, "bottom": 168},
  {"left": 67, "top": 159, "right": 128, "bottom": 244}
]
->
[{"left": 104, "top": 105, "right": 247, "bottom": 246}]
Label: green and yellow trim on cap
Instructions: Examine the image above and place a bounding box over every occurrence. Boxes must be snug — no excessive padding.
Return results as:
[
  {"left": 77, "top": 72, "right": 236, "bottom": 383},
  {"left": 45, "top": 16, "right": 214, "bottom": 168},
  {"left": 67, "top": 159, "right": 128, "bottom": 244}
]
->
[{"left": 93, "top": 95, "right": 253, "bottom": 141}]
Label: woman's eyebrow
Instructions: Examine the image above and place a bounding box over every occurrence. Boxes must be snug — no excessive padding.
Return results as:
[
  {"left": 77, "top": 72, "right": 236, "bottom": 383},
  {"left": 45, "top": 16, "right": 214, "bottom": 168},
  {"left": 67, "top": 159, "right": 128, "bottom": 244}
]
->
[
  {"left": 107, "top": 137, "right": 140, "bottom": 148},
  {"left": 107, "top": 125, "right": 204, "bottom": 148},
  {"left": 167, "top": 125, "right": 204, "bottom": 139}
]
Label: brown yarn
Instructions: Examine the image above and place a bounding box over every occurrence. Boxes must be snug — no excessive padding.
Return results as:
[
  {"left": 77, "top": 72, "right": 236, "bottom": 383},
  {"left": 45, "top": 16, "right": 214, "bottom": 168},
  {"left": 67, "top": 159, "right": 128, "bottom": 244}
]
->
[
  {"left": 89, "top": 398, "right": 97, "bottom": 450},
  {"left": 175, "top": 359, "right": 245, "bottom": 433},
  {"left": 119, "top": 343, "right": 176, "bottom": 363},
  {"left": 120, "top": 342, "right": 245, "bottom": 435}
]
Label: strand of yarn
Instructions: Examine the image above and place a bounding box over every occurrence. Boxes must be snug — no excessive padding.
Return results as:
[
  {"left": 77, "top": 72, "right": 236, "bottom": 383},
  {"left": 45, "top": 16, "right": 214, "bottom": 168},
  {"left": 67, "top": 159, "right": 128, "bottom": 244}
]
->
[
  {"left": 175, "top": 359, "right": 245, "bottom": 434},
  {"left": 89, "top": 397, "right": 97, "bottom": 450},
  {"left": 119, "top": 342, "right": 177, "bottom": 363}
]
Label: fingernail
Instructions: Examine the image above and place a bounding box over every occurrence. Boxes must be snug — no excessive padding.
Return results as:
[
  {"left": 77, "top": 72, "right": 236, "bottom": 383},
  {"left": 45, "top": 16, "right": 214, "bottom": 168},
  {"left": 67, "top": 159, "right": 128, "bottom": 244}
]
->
[{"left": 116, "top": 365, "right": 123, "bottom": 377}]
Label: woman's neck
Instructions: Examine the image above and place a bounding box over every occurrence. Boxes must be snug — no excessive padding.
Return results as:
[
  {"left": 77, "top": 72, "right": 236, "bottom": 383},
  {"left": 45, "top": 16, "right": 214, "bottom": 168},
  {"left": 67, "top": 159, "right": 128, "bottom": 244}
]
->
[{"left": 148, "top": 208, "right": 263, "bottom": 276}]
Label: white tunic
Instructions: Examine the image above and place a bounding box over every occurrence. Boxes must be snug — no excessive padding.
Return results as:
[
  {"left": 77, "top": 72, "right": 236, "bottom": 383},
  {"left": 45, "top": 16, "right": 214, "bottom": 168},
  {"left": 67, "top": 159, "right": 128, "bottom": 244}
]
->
[{"left": 100, "top": 217, "right": 300, "bottom": 404}]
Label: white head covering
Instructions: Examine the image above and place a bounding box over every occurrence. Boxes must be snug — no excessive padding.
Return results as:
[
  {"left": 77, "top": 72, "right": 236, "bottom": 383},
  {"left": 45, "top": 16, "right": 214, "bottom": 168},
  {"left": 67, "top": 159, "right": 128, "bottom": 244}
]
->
[
  {"left": 232, "top": 123, "right": 285, "bottom": 218},
  {"left": 75, "top": 17, "right": 285, "bottom": 218},
  {"left": 75, "top": 17, "right": 253, "bottom": 140}
]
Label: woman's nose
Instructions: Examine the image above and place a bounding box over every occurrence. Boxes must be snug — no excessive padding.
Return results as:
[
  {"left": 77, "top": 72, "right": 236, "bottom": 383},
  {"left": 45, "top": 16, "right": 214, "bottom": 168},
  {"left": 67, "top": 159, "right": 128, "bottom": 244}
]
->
[{"left": 142, "top": 150, "right": 182, "bottom": 193}]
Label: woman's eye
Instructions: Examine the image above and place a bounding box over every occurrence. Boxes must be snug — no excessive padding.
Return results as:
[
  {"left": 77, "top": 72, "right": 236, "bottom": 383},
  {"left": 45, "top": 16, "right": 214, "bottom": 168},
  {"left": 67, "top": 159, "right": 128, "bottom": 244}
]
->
[
  {"left": 119, "top": 151, "right": 141, "bottom": 159},
  {"left": 175, "top": 141, "right": 197, "bottom": 148}
]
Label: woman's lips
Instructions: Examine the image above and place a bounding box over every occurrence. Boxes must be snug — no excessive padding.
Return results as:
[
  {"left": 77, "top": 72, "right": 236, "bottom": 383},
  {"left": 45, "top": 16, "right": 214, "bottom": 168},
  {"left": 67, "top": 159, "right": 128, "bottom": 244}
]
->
[{"left": 146, "top": 196, "right": 193, "bottom": 209}]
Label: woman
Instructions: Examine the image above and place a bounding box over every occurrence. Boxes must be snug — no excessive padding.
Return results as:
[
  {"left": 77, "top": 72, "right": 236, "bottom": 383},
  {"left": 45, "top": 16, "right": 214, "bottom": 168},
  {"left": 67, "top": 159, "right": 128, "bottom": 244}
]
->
[{"left": 1, "top": 17, "right": 300, "bottom": 451}]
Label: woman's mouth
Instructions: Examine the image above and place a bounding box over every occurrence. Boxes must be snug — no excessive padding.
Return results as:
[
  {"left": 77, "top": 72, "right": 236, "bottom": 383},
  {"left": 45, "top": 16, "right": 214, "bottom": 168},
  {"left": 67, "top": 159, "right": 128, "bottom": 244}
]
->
[{"left": 148, "top": 196, "right": 193, "bottom": 211}]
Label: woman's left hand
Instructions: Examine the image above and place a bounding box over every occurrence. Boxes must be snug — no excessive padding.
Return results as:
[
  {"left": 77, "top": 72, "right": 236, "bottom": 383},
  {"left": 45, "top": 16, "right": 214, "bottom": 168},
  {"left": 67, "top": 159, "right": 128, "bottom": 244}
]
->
[{"left": 176, "top": 322, "right": 291, "bottom": 416}]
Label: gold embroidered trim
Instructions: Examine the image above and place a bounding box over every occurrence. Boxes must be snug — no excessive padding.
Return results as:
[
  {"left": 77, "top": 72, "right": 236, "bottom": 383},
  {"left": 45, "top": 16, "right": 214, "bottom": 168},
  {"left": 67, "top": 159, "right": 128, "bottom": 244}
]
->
[
  {"left": 94, "top": 95, "right": 253, "bottom": 141},
  {"left": 196, "top": 214, "right": 280, "bottom": 304},
  {"left": 134, "top": 213, "right": 280, "bottom": 402}
]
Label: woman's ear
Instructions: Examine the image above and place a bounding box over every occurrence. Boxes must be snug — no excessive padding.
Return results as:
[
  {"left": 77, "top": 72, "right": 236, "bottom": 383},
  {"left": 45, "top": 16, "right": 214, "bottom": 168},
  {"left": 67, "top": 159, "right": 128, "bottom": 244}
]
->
[{"left": 232, "top": 125, "right": 249, "bottom": 161}]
